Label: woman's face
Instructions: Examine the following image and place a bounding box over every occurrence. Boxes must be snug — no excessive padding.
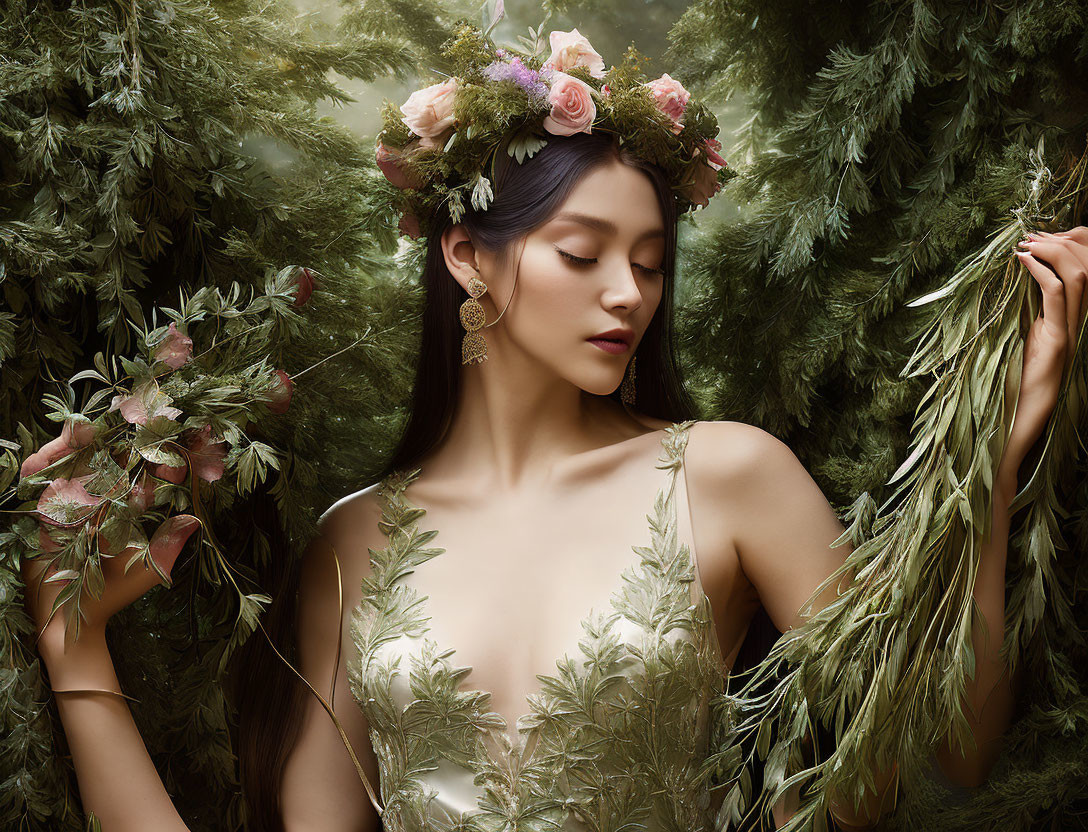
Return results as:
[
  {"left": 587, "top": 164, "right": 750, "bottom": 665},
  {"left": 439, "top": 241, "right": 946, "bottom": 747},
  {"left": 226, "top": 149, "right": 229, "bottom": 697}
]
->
[{"left": 445, "top": 159, "right": 668, "bottom": 398}]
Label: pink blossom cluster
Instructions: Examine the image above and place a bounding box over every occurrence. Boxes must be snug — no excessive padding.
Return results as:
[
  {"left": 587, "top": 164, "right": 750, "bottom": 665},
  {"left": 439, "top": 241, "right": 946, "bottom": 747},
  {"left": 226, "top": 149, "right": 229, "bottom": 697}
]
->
[
  {"left": 21, "top": 310, "right": 299, "bottom": 586},
  {"left": 23, "top": 410, "right": 203, "bottom": 582}
]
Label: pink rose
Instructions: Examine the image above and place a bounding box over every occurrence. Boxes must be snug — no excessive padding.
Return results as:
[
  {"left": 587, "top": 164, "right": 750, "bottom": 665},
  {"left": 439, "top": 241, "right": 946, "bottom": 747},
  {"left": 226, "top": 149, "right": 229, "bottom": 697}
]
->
[
  {"left": 542, "top": 28, "right": 606, "bottom": 79},
  {"left": 644, "top": 73, "right": 690, "bottom": 135},
  {"left": 375, "top": 142, "right": 425, "bottom": 189},
  {"left": 543, "top": 72, "right": 596, "bottom": 137},
  {"left": 266, "top": 369, "right": 294, "bottom": 414},
  {"left": 293, "top": 266, "right": 316, "bottom": 307},
  {"left": 417, "top": 127, "right": 454, "bottom": 151},
  {"left": 400, "top": 78, "right": 460, "bottom": 140},
  {"left": 703, "top": 137, "right": 727, "bottom": 170},
  {"left": 153, "top": 322, "right": 193, "bottom": 370}
]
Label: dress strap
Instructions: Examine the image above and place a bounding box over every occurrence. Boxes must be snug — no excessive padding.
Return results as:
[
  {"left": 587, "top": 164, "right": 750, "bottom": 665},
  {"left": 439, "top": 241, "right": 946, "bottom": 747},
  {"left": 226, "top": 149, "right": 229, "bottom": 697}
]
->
[
  {"left": 655, "top": 419, "right": 697, "bottom": 488},
  {"left": 656, "top": 420, "right": 706, "bottom": 597}
]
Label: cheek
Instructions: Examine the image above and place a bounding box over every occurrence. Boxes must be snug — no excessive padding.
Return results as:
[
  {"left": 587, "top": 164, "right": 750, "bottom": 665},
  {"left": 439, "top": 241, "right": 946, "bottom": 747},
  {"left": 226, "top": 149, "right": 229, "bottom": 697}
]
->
[{"left": 509, "top": 249, "right": 594, "bottom": 334}]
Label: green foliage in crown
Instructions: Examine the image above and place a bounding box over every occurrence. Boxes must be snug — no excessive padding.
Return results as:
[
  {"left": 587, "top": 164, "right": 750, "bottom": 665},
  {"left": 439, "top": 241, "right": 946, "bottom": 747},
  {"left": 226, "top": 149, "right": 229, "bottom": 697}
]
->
[{"left": 373, "top": 20, "right": 736, "bottom": 240}]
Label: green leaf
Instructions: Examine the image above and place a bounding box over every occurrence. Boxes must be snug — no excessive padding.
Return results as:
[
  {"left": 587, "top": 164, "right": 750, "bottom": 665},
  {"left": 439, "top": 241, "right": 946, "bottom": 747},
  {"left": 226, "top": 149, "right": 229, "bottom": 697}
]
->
[
  {"left": 69, "top": 368, "right": 110, "bottom": 385},
  {"left": 133, "top": 416, "right": 186, "bottom": 467},
  {"left": 470, "top": 172, "right": 494, "bottom": 212},
  {"left": 506, "top": 129, "right": 548, "bottom": 164},
  {"left": 448, "top": 188, "right": 465, "bottom": 224},
  {"left": 44, "top": 568, "right": 79, "bottom": 583}
]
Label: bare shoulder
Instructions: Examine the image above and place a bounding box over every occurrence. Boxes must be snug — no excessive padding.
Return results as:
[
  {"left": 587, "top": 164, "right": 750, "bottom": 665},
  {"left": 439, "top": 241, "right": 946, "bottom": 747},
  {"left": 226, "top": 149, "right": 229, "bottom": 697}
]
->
[
  {"left": 303, "top": 481, "right": 387, "bottom": 597},
  {"left": 687, "top": 419, "right": 793, "bottom": 473},
  {"left": 687, "top": 420, "right": 849, "bottom": 634},
  {"left": 685, "top": 418, "right": 830, "bottom": 527},
  {"left": 681, "top": 419, "right": 787, "bottom": 552}
]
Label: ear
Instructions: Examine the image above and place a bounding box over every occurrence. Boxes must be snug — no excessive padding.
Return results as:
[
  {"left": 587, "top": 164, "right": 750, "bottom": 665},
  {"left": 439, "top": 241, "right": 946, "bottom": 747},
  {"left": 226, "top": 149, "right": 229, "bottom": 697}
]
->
[{"left": 440, "top": 224, "right": 481, "bottom": 292}]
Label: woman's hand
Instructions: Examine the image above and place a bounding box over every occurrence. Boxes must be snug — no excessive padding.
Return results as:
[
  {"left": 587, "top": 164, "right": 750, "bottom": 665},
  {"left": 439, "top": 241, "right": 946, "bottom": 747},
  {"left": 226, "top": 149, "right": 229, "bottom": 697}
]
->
[
  {"left": 1003, "top": 227, "right": 1088, "bottom": 481},
  {"left": 23, "top": 511, "right": 201, "bottom": 657},
  {"left": 19, "top": 413, "right": 204, "bottom": 655}
]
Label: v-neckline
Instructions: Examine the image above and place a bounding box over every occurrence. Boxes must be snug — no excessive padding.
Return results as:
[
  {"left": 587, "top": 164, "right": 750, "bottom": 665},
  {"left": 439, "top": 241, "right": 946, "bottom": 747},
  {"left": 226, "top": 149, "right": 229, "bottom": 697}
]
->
[{"left": 374, "top": 420, "right": 697, "bottom": 765}]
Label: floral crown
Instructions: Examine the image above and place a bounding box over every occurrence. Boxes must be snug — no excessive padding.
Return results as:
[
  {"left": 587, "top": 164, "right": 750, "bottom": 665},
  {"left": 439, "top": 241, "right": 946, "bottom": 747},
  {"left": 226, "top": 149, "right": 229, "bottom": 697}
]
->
[{"left": 374, "top": 20, "right": 735, "bottom": 240}]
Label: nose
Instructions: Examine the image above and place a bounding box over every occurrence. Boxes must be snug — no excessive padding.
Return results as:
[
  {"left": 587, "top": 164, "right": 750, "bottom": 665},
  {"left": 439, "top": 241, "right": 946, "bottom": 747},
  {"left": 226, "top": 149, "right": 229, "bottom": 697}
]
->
[{"left": 602, "top": 259, "right": 645, "bottom": 312}]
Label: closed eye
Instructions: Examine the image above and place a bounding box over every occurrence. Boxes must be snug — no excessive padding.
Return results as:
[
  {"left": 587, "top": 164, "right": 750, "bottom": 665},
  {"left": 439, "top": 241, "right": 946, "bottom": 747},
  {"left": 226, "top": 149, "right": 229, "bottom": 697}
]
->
[{"left": 555, "top": 246, "right": 665, "bottom": 277}]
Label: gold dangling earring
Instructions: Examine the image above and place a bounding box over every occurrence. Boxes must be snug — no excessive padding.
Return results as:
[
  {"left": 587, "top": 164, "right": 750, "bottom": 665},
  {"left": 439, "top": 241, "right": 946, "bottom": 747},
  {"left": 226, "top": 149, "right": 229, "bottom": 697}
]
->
[
  {"left": 620, "top": 354, "right": 637, "bottom": 407},
  {"left": 460, "top": 268, "right": 489, "bottom": 364}
]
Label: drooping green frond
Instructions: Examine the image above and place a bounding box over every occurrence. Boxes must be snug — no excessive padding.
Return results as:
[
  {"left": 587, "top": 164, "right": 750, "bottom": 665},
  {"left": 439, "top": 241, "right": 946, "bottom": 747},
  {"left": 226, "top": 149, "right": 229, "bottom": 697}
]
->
[{"left": 702, "top": 148, "right": 1088, "bottom": 831}]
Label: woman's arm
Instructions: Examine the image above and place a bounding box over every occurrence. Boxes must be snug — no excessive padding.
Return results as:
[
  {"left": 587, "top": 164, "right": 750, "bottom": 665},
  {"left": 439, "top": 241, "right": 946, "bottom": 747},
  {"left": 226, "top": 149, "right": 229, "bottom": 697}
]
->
[
  {"left": 692, "top": 421, "right": 895, "bottom": 827},
  {"left": 25, "top": 515, "right": 383, "bottom": 831},
  {"left": 941, "top": 228, "right": 1088, "bottom": 785},
  {"left": 279, "top": 522, "right": 383, "bottom": 831},
  {"left": 24, "top": 522, "right": 199, "bottom": 832},
  {"left": 693, "top": 422, "right": 1005, "bottom": 828},
  {"left": 933, "top": 468, "right": 1016, "bottom": 787},
  {"left": 38, "top": 628, "right": 191, "bottom": 832}
]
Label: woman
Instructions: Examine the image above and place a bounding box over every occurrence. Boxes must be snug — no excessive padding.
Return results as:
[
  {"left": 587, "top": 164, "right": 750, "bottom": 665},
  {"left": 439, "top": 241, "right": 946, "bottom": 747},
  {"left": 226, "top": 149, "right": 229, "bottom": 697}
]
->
[{"left": 23, "top": 27, "right": 1088, "bottom": 832}]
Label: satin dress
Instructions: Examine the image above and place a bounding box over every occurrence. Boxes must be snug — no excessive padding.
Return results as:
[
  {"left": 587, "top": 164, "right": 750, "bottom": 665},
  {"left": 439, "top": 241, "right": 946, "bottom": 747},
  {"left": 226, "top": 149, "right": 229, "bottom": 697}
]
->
[{"left": 348, "top": 419, "right": 729, "bottom": 831}]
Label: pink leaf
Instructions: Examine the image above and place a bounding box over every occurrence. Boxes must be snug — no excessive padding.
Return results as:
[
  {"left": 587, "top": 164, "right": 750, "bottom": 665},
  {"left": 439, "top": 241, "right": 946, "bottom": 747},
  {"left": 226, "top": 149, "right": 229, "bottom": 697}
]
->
[
  {"left": 153, "top": 322, "right": 194, "bottom": 370},
  {"left": 111, "top": 379, "right": 183, "bottom": 426},
  {"left": 187, "top": 424, "right": 228, "bottom": 483},
  {"left": 36, "top": 475, "right": 105, "bottom": 526},
  {"left": 266, "top": 370, "right": 294, "bottom": 415}
]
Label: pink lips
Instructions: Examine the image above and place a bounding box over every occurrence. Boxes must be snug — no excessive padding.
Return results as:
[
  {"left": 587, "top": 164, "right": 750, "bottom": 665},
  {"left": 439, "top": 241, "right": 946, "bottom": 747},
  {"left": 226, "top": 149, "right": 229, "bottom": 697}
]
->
[{"left": 587, "top": 338, "right": 630, "bottom": 354}]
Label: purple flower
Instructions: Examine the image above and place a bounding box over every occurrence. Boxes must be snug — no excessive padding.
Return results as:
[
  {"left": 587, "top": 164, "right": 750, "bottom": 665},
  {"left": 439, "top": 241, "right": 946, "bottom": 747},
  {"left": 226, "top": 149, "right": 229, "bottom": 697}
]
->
[
  {"left": 482, "top": 60, "right": 513, "bottom": 82},
  {"left": 481, "top": 57, "right": 550, "bottom": 103}
]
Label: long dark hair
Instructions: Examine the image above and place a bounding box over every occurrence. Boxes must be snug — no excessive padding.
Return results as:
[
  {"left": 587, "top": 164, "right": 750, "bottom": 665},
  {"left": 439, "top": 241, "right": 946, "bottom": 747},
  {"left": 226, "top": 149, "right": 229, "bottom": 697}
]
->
[{"left": 230, "top": 130, "right": 699, "bottom": 831}]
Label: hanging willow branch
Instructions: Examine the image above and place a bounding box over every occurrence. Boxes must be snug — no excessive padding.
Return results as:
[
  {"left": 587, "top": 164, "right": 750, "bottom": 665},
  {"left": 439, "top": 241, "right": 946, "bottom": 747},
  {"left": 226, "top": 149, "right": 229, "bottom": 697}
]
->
[{"left": 703, "top": 139, "right": 1088, "bottom": 831}]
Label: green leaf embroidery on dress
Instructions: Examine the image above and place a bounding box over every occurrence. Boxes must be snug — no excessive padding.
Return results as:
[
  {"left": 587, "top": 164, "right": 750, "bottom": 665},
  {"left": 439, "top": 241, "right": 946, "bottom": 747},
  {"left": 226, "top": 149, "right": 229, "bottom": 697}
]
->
[{"left": 348, "top": 419, "right": 728, "bottom": 832}]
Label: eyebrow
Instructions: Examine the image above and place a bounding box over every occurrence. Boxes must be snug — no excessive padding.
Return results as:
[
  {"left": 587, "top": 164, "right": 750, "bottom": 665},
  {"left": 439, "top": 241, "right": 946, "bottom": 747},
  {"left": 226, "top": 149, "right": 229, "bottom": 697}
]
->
[{"left": 551, "top": 211, "right": 665, "bottom": 242}]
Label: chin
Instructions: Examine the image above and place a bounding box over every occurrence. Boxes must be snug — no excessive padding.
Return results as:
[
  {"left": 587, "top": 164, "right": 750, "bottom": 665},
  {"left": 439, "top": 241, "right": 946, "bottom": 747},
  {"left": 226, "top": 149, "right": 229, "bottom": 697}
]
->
[
  {"left": 575, "top": 372, "right": 625, "bottom": 398},
  {"left": 546, "top": 346, "right": 626, "bottom": 396}
]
